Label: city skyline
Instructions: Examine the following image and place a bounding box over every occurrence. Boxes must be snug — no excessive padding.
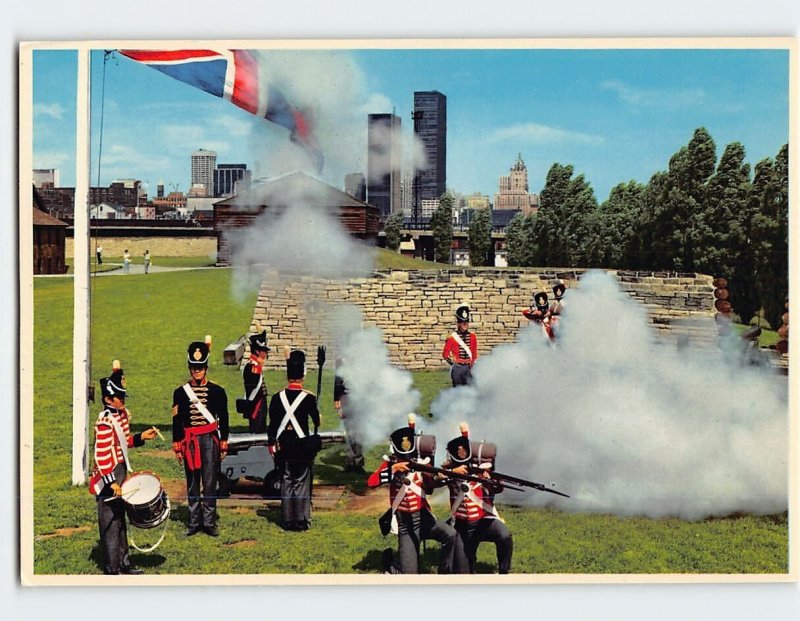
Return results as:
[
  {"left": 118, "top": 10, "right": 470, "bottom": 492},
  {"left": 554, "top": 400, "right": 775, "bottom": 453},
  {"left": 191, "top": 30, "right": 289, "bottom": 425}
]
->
[{"left": 31, "top": 45, "right": 790, "bottom": 205}]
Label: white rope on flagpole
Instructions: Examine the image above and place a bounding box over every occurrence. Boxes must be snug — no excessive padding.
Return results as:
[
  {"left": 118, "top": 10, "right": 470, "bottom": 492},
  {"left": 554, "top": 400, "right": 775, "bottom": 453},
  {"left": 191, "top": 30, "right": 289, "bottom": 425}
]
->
[{"left": 72, "top": 47, "right": 91, "bottom": 486}]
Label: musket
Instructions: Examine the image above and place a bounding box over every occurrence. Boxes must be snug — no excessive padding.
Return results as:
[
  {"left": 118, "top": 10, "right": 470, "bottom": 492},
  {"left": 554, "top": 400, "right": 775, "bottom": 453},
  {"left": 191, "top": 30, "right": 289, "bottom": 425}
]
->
[
  {"left": 472, "top": 466, "right": 570, "bottom": 498},
  {"left": 316, "top": 345, "right": 326, "bottom": 399},
  {"left": 406, "top": 460, "right": 526, "bottom": 492}
]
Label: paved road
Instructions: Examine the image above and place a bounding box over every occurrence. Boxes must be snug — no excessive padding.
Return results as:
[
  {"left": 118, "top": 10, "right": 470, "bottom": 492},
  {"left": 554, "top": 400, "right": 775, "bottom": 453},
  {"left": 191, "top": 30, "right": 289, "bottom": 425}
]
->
[{"left": 35, "top": 262, "right": 217, "bottom": 277}]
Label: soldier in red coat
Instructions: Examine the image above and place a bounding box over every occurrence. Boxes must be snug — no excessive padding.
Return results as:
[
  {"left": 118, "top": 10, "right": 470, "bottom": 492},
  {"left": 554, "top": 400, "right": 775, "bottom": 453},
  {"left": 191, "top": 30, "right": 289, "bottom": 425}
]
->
[
  {"left": 240, "top": 329, "right": 271, "bottom": 433},
  {"left": 367, "top": 415, "right": 457, "bottom": 574},
  {"left": 91, "top": 361, "right": 159, "bottom": 575},
  {"left": 441, "top": 424, "right": 513, "bottom": 574},
  {"left": 523, "top": 291, "right": 556, "bottom": 343},
  {"left": 442, "top": 305, "right": 478, "bottom": 386}
]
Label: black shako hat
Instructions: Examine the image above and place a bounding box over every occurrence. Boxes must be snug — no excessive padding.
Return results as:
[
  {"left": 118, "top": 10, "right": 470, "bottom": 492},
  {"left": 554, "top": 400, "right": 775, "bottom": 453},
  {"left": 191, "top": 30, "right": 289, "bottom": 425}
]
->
[
  {"left": 455, "top": 305, "right": 471, "bottom": 323},
  {"left": 552, "top": 283, "right": 566, "bottom": 299},
  {"left": 287, "top": 349, "right": 306, "bottom": 380},
  {"left": 187, "top": 341, "right": 210, "bottom": 366},
  {"left": 534, "top": 292, "right": 549, "bottom": 312},
  {"left": 389, "top": 426, "right": 418, "bottom": 457},
  {"left": 446, "top": 435, "right": 472, "bottom": 464},
  {"left": 249, "top": 329, "right": 271, "bottom": 353},
  {"left": 100, "top": 365, "right": 127, "bottom": 401}
]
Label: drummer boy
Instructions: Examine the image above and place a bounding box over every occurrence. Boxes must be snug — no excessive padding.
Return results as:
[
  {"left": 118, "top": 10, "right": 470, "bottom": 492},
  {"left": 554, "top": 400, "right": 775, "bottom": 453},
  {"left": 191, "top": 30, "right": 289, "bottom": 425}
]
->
[{"left": 91, "top": 360, "right": 160, "bottom": 575}]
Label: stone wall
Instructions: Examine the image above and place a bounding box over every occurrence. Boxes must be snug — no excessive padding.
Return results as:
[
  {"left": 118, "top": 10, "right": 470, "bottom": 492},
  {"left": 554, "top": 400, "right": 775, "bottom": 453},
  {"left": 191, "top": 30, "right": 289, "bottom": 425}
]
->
[
  {"left": 65, "top": 237, "right": 216, "bottom": 259},
  {"left": 248, "top": 268, "right": 717, "bottom": 370}
]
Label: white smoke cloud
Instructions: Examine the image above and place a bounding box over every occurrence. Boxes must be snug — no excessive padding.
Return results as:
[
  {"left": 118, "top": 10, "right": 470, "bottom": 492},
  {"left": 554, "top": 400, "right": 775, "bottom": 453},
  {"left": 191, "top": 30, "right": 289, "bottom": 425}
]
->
[
  {"left": 247, "top": 50, "right": 427, "bottom": 187},
  {"left": 227, "top": 175, "right": 375, "bottom": 298},
  {"left": 226, "top": 51, "right": 429, "bottom": 295},
  {"left": 428, "top": 270, "right": 788, "bottom": 521},
  {"left": 328, "top": 305, "right": 421, "bottom": 449}
]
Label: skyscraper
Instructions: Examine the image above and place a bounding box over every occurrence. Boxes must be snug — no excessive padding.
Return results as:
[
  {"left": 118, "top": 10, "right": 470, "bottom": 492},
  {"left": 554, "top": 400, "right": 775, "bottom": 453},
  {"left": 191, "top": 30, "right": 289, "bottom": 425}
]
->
[
  {"left": 344, "top": 173, "right": 367, "bottom": 202},
  {"left": 413, "top": 91, "right": 447, "bottom": 204},
  {"left": 367, "top": 113, "right": 402, "bottom": 219},
  {"left": 494, "top": 153, "right": 539, "bottom": 214},
  {"left": 190, "top": 149, "right": 217, "bottom": 198},
  {"left": 214, "top": 163, "right": 251, "bottom": 198}
]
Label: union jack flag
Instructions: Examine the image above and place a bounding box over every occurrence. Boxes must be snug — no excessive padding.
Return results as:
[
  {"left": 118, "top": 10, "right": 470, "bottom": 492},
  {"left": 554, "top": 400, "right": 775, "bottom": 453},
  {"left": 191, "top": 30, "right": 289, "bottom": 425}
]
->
[{"left": 119, "top": 49, "right": 323, "bottom": 172}]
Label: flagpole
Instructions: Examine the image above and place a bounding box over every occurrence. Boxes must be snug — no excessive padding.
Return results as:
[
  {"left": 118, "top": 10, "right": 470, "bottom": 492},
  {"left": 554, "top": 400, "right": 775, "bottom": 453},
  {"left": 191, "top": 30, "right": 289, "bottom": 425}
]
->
[{"left": 72, "top": 47, "right": 92, "bottom": 485}]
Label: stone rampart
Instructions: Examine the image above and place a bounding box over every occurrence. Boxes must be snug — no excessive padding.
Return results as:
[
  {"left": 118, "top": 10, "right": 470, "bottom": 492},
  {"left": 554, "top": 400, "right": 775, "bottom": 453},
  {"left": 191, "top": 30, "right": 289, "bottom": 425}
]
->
[{"left": 249, "top": 269, "right": 717, "bottom": 370}]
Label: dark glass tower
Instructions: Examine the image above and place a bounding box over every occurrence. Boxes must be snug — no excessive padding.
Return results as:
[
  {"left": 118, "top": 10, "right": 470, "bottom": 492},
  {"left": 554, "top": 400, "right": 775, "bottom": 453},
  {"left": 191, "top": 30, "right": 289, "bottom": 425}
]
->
[
  {"left": 413, "top": 91, "right": 447, "bottom": 202},
  {"left": 367, "top": 113, "right": 402, "bottom": 219}
]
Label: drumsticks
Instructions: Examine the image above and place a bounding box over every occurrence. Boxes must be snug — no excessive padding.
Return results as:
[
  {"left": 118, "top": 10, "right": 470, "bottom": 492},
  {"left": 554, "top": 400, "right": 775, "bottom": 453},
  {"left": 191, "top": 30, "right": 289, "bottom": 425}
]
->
[
  {"left": 103, "top": 486, "right": 141, "bottom": 502},
  {"left": 152, "top": 426, "right": 165, "bottom": 441}
]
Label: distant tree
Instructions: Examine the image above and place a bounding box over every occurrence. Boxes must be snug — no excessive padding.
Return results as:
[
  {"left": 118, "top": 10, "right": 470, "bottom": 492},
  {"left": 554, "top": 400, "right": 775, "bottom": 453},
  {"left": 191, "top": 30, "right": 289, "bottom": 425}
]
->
[
  {"left": 752, "top": 144, "right": 789, "bottom": 328},
  {"left": 562, "top": 173, "right": 598, "bottom": 266},
  {"left": 468, "top": 207, "right": 493, "bottom": 266},
  {"left": 699, "top": 142, "right": 758, "bottom": 323},
  {"left": 431, "top": 193, "right": 454, "bottom": 264},
  {"left": 534, "top": 163, "right": 574, "bottom": 265},
  {"left": 383, "top": 211, "right": 404, "bottom": 252},
  {"left": 597, "top": 180, "right": 647, "bottom": 269},
  {"left": 647, "top": 128, "right": 717, "bottom": 270},
  {"left": 504, "top": 212, "right": 526, "bottom": 267}
]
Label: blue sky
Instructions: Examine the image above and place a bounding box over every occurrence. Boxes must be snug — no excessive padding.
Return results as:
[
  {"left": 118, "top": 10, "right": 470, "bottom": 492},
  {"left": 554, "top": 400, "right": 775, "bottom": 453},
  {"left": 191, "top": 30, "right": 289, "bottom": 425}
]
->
[{"left": 31, "top": 45, "right": 789, "bottom": 203}]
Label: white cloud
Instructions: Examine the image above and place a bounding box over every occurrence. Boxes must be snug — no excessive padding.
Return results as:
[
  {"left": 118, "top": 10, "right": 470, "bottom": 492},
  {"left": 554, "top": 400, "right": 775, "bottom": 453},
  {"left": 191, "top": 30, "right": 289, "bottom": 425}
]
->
[
  {"left": 33, "top": 150, "right": 71, "bottom": 169},
  {"left": 488, "top": 122, "right": 604, "bottom": 146},
  {"left": 33, "top": 103, "right": 64, "bottom": 120},
  {"left": 601, "top": 79, "right": 706, "bottom": 109}
]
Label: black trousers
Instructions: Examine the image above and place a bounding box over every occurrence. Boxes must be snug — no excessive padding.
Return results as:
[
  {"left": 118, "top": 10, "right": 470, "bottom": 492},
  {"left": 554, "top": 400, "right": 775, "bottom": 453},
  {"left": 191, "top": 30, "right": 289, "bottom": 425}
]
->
[
  {"left": 454, "top": 517, "right": 513, "bottom": 574},
  {"left": 450, "top": 363, "right": 473, "bottom": 386},
  {"left": 96, "top": 463, "right": 131, "bottom": 574},
  {"left": 281, "top": 459, "right": 313, "bottom": 527},
  {"left": 391, "top": 510, "right": 457, "bottom": 574},
  {"left": 183, "top": 433, "right": 219, "bottom": 529}
]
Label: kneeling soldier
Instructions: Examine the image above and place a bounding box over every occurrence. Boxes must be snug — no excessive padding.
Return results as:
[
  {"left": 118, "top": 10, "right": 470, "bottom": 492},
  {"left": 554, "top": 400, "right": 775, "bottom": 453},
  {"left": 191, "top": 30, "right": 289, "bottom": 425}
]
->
[
  {"left": 442, "top": 423, "right": 513, "bottom": 574},
  {"left": 367, "top": 414, "right": 457, "bottom": 574}
]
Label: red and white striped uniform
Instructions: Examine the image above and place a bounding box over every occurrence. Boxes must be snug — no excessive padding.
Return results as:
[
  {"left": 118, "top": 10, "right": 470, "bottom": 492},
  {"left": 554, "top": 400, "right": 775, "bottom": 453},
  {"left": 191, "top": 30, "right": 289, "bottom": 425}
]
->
[
  {"left": 94, "top": 407, "right": 134, "bottom": 485},
  {"left": 450, "top": 481, "right": 499, "bottom": 523},
  {"left": 390, "top": 471, "right": 430, "bottom": 513}
]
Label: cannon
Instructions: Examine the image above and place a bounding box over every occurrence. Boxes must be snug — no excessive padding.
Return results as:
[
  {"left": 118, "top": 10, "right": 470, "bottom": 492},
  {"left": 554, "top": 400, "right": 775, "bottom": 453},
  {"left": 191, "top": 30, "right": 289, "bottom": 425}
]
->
[{"left": 220, "top": 430, "right": 346, "bottom": 496}]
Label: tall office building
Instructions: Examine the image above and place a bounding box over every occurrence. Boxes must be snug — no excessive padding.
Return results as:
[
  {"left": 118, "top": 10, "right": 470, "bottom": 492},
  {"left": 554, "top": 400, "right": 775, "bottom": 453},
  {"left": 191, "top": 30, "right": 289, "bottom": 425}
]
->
[
  {"left": 367, "top": 113, "right": 402, "bottom": 219},
  {"left": 344, "top": 173, "right": 367, "bottom": 202},
  {"left": 413, "top": 91, "right": 447, "bottom": 203},
  {"left": 494, "top": 153, "right": 539, "bottom": 214},
  {"left": 214, "top": 163, "right": 251, "bottom": 198},
  {"left": 190, "top": 149, "right": 217, "bottom": 198},
  {"left": 33, "top": 168, "right": 60, "bottom": 188},
  {"left": 156, "top": 181, "right": 165, "bottom": 198}
]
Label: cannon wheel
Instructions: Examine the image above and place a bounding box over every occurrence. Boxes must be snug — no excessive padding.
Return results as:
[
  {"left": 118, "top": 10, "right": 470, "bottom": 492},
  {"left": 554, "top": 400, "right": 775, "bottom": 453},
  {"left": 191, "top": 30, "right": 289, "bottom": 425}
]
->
[
  {"left": 218, "top": 472, "right": 239, "bottom": 497},
  {"left": 263, "top": 468, "right": 281, "bottom": 499}
]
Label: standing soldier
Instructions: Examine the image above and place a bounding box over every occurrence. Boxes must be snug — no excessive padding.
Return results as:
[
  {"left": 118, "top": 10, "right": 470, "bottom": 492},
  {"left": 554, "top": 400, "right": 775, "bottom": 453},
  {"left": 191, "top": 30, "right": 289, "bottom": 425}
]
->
[
  {"left": 442, "top": 305, "right": 478, "bottom": 386},
  {"left": 441, "top": 423, "right": 513, "bottom": 574},
  {"left": 334, "top": 358, "right": 364, "bottom": 473},
  {"left": 367, "top": 414, "right": 457, "bottom": 574},
  {"left": 267, "top": 349, "right": 321, "bottom": 531},
  {"left": 240, "top": 329, "right": 271, "bottom": 433},
  {"left": 172, "top": 336, "right": 229, "bottom": 537},
  {"left": 90, "top": 360, "right": 159, "bottom": 575}
]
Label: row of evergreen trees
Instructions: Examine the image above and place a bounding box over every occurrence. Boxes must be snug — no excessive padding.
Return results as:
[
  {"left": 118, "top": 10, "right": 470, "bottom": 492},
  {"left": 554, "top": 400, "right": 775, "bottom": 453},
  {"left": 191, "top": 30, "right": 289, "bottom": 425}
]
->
[
  {"left": 383, "top": 128, "right": 788, "bottom": 329},
  {"left": 504, "top": 128, "right": 788, "bottom": 328}
]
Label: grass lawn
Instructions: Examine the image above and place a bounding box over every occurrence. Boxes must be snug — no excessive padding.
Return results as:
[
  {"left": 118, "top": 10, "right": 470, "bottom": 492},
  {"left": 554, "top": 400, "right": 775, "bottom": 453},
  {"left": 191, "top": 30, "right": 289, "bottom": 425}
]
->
[
  {"left": 29, "top": 268, "right": 789, "bottom": 575},
  {"left": 373, "top": 247, "right": 447, "bottom": 270}
]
